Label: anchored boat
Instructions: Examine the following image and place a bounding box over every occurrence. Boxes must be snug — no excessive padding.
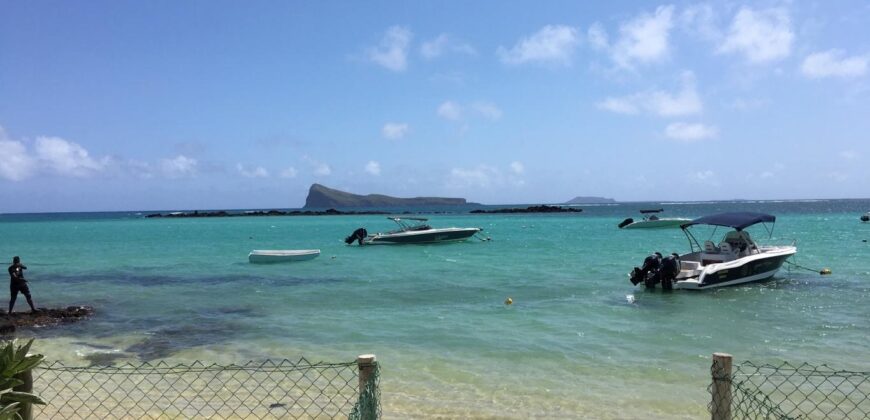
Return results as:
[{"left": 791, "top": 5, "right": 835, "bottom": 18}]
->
[
  {"left": 628, "top": 212, "right": 796, "bottom": 290},
  {"left": 345, "top": 217, "right": 482, "bottom": 245},
  {"left": 861, "top": 212, "right": 869, "bottom": 222},
  {"left": 618, "top": 209, "right": 691, "bottom": 229}
]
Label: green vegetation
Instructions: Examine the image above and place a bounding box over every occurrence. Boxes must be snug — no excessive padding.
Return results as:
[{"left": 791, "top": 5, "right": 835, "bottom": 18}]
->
[
  {"left": 304, "top": 183, "right": 469, "bottom": 208},
  {"left": 0, "top": 340, "right": 45, "bottom": 420}
]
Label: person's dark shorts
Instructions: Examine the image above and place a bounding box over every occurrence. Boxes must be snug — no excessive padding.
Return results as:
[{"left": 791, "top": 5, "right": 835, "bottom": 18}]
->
[{"left": 10, "top": 281, "right": 31, "bottom": 297}]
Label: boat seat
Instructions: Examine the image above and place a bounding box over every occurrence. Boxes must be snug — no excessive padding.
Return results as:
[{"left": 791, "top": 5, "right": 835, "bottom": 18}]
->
[
  {"left": 718, "top": 242, "right": 733, "bottom": 254},
  {"left": 704, "top": 241, "right": 718, "bottom": 253}
]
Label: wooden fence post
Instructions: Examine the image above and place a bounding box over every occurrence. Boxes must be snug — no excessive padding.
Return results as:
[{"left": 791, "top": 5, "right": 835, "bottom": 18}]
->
[
  {"left": 711, "top": 352, "right": 732, "bottom": 420},
  {"left": 357, "top": 354, "right": 377, "bottom": 420},
  {"left": 13, "top": 368, "right": 33, "bottom": 420}
]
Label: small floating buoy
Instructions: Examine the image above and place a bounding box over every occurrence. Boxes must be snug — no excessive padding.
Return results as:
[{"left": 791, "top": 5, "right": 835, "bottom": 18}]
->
[
  {"left": 820, "top": 268, "right": 832, "bottom": 275},
  {"left": 504, "top": 297, "right": 513, "bottom": 305}
]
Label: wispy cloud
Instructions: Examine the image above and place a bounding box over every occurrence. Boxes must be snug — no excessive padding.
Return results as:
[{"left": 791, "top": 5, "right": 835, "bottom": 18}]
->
[
  {"left": 840, "top": 150, "right": 859, "bottom": 160},
  {"left": 719, "top": 6, "right": 793, "bottom": 63},
  {"left": 420, "top": 34, "right": 476, "bottom": 60},
  {"left": 664, "top": 122, "right": 718, "bottom": 141},
  {"left": 510, "top": 161, "right": 525, "bottom": 174},
  {"left": 366, "top": 25, "right": 412, "bottom": 72},
  {"left": 497, "top": 25, "right": 580, "bottom": 66},
  {"left": 382, "top": 122, "right": 409, "bottom": 140},
  {"left": 801, "top": 50, "right": 868, "bottom": 79},
  {"left": 437, "top": 101, "right": 463, "bottom": 120},
  {"left": 471, "top": 102, "right": 503, "bottom": 120},
  {"left": 365, "top": 161, "right": 381, "bottom": 176},
  {"left": 280, "top": 167, "right": 298, "bottom": 178},
  {"left": 597, "top": 71, "right": 702, "bottom": 117},
  {"left": 0, "top": 127, "right": 110, "bottom": 180},
  {"left": 161, "top": 155, "right": 198, "bottom": 178},
  {"left": 304, "top": 156, "right": 331, "bottom": 176},
  {"left": 237, "top": 163, "right": 269, "bottom": 178}
]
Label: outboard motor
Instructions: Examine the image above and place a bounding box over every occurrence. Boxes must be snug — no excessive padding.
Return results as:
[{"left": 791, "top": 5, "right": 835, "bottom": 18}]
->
[
  {"left": 344, "top": 228, "right": 368, "bottom": 245},
  {"left": 659, "top": 253, "right": 681, "bottom": 290},
  {"left": 618, "top": 218, "right": 634, "bottom": 229},
  {"left": 629, "top": 252, "right": 662, "bottom": 286},
  {"left": 862, "top": 214, "right": 870, "bottom": 222}
]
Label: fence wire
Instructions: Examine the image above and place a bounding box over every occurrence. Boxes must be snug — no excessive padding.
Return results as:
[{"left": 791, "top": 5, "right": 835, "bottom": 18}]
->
[
  {"left": 710, "top": 359, "right": 870, "bottom": 419},
  {"left": 34, "top": 358, "right": 377, "bottom": 419}
]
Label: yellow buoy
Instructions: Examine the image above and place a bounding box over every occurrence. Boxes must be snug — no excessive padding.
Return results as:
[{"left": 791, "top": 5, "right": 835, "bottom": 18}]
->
[
  {"left": 504, "top": 297, "right": 513, "bottom": 305},
  {"left": 820, "top": 268, "right": 832, "bottom": 275}
]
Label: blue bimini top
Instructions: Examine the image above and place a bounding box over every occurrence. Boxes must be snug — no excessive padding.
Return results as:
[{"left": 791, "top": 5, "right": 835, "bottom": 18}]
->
[{"left": 680, "top": 212, "right": 776, "bottom": 231}]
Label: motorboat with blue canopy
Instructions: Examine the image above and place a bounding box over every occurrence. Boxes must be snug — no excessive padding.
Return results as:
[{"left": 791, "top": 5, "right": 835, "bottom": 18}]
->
[{"left": 628, "top": 212, "right": 796, "bottom": 290}]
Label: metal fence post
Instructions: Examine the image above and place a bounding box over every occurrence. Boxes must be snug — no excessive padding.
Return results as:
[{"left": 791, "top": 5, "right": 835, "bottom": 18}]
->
[
  {"left": 711, "top": 352, "right": 732, "bottom": 420},
  {"left": 357, "top": 354, "right": 378, "bottom": 420},
  {"left": 13, "top": 368, "right": 34, "bottom": 420}
]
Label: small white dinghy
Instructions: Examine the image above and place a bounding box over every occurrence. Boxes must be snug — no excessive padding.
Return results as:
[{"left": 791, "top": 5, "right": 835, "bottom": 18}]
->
[{"left": 248, "top": 249, "right": 320, "bottom": 263}]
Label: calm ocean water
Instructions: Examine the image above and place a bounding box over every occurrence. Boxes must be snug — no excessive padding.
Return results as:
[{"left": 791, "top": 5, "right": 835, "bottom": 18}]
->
[{"left": 1, "top": 200, "right": 868, "bottom": 418}]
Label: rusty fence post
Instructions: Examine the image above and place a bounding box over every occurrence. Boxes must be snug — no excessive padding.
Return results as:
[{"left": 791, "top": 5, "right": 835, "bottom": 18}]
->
[
  {"left": 357, "top": 354, "right": 378, "bottom": 420},
  {"left": 711, "top": 352, "right": 733, "bottom": 420}
]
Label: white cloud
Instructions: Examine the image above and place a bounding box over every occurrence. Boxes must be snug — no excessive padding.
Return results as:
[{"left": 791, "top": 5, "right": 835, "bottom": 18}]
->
[
  {"left": 472, "top": 102, "right": 503, "bottom": 120},
  {"left": 161, "top": 155, "right": 198, "bottom": 178},
  {"left": 597, "top": 71, "right": 702, "bottom": 117},
  {"left": 510, "top": 161, "right": 525, "bottom": 174},
  {"left": 497, "top": 25, "right": 580, "bottom": 66},
  {"left": 690, "top": 170, "right": 719, "bottom": 186},
  {"left": 437, "top": 101, "right": 462, "bottom": 120},
  {"left": 365, "top": 161, "right": 381, "bottom": 176},
  {"left": 612, "top": 5, "right": 675, "bottom": 68},
  {"left": 719, "top": 7, "right": 793, "bottom": 63},
  {"left": 34, "top": 136, "right": 105, "bottom": 176},
  {"left": 280, "top": 167, "right": 298, "bottom": 178},
  {"left": 587, "top": 23, "right": 609, "bottom": 50},
  {"left": 366, "top": 26, "right": 412, "bottom": 72},
  {"left": 237, "top": 163, "right": 269, "bottom": 178},
  {"left": 0, "top": 134, "right": 36, "bottom": 181},
  {"left": 664, "top": 122, "right": 718, "bottom": 141},
  {"left": 448, "top": 165, "right": 500, "bottom": 188},
  {"left": 314, "top": 163, "right": 331, "bottom": 176},
  {"left": 382, "top": 122, "right": 409, "bottom": 139},
  {"left": 801, "top": 50, "right": 868, "bottom": 78},
  {"left": 680, "top": 4, "right": 721, "bottom": 42},
  {"left": 420, "top": 34, "right": 476, "bottom": 60}
]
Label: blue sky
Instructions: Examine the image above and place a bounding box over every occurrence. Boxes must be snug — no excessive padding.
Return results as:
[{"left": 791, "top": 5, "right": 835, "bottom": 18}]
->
[{"left": 1, "top": 1, "right": 868, "bottom": 212}]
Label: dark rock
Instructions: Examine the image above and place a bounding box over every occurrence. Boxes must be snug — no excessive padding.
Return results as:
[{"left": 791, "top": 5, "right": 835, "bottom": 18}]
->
[{"left": 5, "top": 305, "right": 94, "bottom": 330}]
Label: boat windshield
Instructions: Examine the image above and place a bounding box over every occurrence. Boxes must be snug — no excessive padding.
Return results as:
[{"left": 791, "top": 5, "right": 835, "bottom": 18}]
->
[{"left": 389, "top": 217, "right": 432, "bottom": 232}]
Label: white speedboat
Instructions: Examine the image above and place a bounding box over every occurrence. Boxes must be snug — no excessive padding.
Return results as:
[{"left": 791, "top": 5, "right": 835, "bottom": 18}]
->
[
  {"left": 249, "top": 249, "right": 320, "bottom": 263},
  {"left": 618, "top": 209, "right": 691, "bottom": 229},
  {"left": 345, "top": 217, "right": 482, "bottom": 245},
  {"left": 629, "top": 212, "right": 796, "bottom": 290},
  {"left": 861, "top": 212, "right": 869, "bottom": 222}
]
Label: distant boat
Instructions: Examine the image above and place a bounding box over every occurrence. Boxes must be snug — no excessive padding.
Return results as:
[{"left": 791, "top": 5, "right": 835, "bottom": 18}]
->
[
  {"left": 861, "top": 212, "right": 869, "bottom": 222},
  {"left": 248, "top": 249, "right": 320, "bottom": 263},
  {"left": 618, "top": 209, "right": 691, "bottom": 229},
  {"left": 345, "top": 217, "right": 482, "bottom": 245}
]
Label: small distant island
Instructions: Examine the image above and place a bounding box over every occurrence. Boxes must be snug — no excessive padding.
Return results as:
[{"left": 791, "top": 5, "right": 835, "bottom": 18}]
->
[
  {"left": 145, "top": 209, "right": 389, "bottom": 218},
  {"left": 564, "top": 196, "right": 616, "bottom": 204},
  {"left": 304, "top": 184, "right": 470, "bottom": 208},
  {"left": 470, "top": 205, "right": 583, "bottom": 214}
]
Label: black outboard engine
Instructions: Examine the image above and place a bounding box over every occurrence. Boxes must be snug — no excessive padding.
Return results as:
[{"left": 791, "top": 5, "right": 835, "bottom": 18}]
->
[
  {"left": 618, "top": 218, "right": 634, "bottom": 229},
  {"left": 659, "top": 253, "right": 681, "bottom": 290},
  {"left": 344, "top": 228, "right": 368, "bottom": 245},
  {"left": 629, "top": 252, "right": 662, "bottom": 286},
  {"left": 862, "top": 214, "right": 870, "bottom": 222}
]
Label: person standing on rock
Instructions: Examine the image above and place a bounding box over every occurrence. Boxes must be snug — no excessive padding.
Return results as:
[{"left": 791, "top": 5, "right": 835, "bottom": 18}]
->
[{"left": 8, "top": 256, "right": 37, "bottom": 314}]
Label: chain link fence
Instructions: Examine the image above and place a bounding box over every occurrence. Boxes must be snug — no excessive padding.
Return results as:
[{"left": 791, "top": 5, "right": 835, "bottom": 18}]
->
[
  {"left": 32, "top": 357, "right": 380, "bottom": 419},
  {"left": 710, "top": 354, "right": 869, "bottom": 419}
]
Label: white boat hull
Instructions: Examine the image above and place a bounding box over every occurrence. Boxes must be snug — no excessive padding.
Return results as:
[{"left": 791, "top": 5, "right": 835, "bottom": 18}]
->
[
  {"left": 249, "top": 249, "right": 320, "bottom": 263},
  {"left": 363, "top": 227, "right": 481, "bottom": 245},
  {"left": 623, "top": 218, "right": 691, "bottom": 229},
  {"left": 674, "top": 246, "right": 796, "bottom": 290}
]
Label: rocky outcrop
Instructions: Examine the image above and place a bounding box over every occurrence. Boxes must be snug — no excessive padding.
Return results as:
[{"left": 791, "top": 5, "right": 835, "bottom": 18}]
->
[
  {"left": 304, "top": 184, "right": 468, "bottom": 208},
  {"left": 145, "top": 208, "right": 389, "bottom": 218},
  {"left": 564, "top": 196, "right": 616, "bottom": 204},
  {"left": 1, "top": 305, "right": 94, "bottom": 334}
]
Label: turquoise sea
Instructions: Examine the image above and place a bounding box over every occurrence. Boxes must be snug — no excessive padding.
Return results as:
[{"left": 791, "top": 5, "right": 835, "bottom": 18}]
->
[{"left": 1, "top": 200, "right": 868, "bottom": 419}]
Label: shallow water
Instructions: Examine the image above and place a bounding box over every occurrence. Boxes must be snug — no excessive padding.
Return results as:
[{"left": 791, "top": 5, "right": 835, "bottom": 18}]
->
[{"left": 2, "top": 200, "right": 868, "bottom": 418}]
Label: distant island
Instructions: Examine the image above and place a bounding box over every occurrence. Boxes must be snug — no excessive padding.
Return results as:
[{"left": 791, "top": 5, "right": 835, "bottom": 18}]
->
[
  {"left": 304, "top": 183, "right": 470, "bottom": 208},
  {"left": 145, "top": 209, "right": 389, "bottom": 218},
  {"left": 564, "top": 196, "right": 617, "bottom": 204}
]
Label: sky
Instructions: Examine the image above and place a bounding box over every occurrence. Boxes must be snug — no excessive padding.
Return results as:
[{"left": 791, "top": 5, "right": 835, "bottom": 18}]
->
[{"left": 1, "top": 1, "right": 869, "bottom": 212}]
